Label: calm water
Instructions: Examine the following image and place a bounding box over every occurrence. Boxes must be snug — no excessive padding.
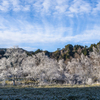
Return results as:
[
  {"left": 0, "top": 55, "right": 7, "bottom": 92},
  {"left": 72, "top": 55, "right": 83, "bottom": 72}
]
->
[{"left": 0, "top": 86, "right": 100, "bottom": 100}]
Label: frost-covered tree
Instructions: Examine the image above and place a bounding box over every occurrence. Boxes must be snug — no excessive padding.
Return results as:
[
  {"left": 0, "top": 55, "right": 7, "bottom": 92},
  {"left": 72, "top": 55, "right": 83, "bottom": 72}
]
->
[{"left": 0, "top": 45, "right": 100, "bottom": 86}]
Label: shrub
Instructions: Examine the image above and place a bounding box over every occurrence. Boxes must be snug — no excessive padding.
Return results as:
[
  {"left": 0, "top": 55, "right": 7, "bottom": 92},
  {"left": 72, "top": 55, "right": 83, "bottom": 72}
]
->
[
  {"left": 65, "top": 44, "right": 73, "bottom": 51},
  {"left": 34, "top": 49, "right": 43, "bottom": 54}
]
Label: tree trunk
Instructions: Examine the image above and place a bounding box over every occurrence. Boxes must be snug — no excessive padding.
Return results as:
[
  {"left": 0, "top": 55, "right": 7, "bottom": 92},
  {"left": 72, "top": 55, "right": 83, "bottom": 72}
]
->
[{"left": 13, "top": 79, "right": 15, "bottom": 86}]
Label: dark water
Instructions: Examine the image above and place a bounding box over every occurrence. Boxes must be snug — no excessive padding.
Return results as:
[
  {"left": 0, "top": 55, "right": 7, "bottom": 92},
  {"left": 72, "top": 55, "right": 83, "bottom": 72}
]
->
[{"left": 0, "top": 86, "right": 100, "bottom": 100}]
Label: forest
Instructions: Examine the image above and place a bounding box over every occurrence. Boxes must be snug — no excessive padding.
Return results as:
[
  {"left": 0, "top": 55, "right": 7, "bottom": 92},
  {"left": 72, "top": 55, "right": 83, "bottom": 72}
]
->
[{"left": 0, "top": 41, "right": 100, "bottom": 86}]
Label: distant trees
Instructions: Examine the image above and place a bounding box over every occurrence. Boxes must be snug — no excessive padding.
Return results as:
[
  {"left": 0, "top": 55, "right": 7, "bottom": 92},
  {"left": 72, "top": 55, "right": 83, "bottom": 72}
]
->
[
  {"left": 82, "top": 46, "right": 89, "bottom": 56},
  {"left": 73, "top": 45, "right": 84, "bottom": 51},
  {"left": 24, "top": 42, "right": 100, "bottom": 64},
  {"left": 65, "top": 44, "right": 74, "bottom": 59},
  {"left": 88, "top": 44, "right": 97, "bottom": 52},
  {"left": 25, "top": 49, "right": 43, "bottom": 56},
  {"left": 65, "top": 44, "right": 73, "bottom": 51},
  {"left": 0, "top": 49, "right": 5, "bottom": 58},
  {"left": 25, "top": 51, "right": 34, "bottom": 56},
  {"left": 34, "top": 49, "right": 43, "bottom": 54}
]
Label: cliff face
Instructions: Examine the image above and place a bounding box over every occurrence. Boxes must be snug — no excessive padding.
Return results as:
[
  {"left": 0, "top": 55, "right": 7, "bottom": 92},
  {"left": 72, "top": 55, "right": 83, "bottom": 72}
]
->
[{"left": 0, "top": 45, "right": 100, "bottom": 85}]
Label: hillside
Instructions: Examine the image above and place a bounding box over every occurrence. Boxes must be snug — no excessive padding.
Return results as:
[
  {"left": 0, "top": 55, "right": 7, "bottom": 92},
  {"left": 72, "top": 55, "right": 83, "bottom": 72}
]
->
[
  {"left": 27, "top": 41, "right": 100, "bottom": 64},
  {"left": 0, "top": 41, "right": 100, "bottom": 86}
]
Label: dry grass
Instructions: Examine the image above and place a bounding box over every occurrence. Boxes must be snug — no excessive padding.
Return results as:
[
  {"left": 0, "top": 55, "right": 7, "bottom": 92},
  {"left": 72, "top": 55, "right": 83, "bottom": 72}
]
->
[{"left": 1, "top": 80, "right": 100, "bottom": 88}]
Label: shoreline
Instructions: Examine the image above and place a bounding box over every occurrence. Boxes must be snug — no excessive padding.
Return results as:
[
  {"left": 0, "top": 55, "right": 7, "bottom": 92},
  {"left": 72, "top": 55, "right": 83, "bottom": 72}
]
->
[{"left": 0, "top": 83, "right": 100, "bottom": 88}]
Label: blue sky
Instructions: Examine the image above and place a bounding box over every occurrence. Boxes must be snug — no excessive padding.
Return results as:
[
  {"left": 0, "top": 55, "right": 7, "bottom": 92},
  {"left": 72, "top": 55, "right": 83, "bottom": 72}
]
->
[{"left": 0, "top": 0, "right": 100, "bottom": 52}]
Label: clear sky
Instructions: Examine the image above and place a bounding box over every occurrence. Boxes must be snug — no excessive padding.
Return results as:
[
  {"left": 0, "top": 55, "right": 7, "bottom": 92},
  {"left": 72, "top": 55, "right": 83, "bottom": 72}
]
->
[{"left": 0, "top": 0, "right": 100, "bottom": 52}]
